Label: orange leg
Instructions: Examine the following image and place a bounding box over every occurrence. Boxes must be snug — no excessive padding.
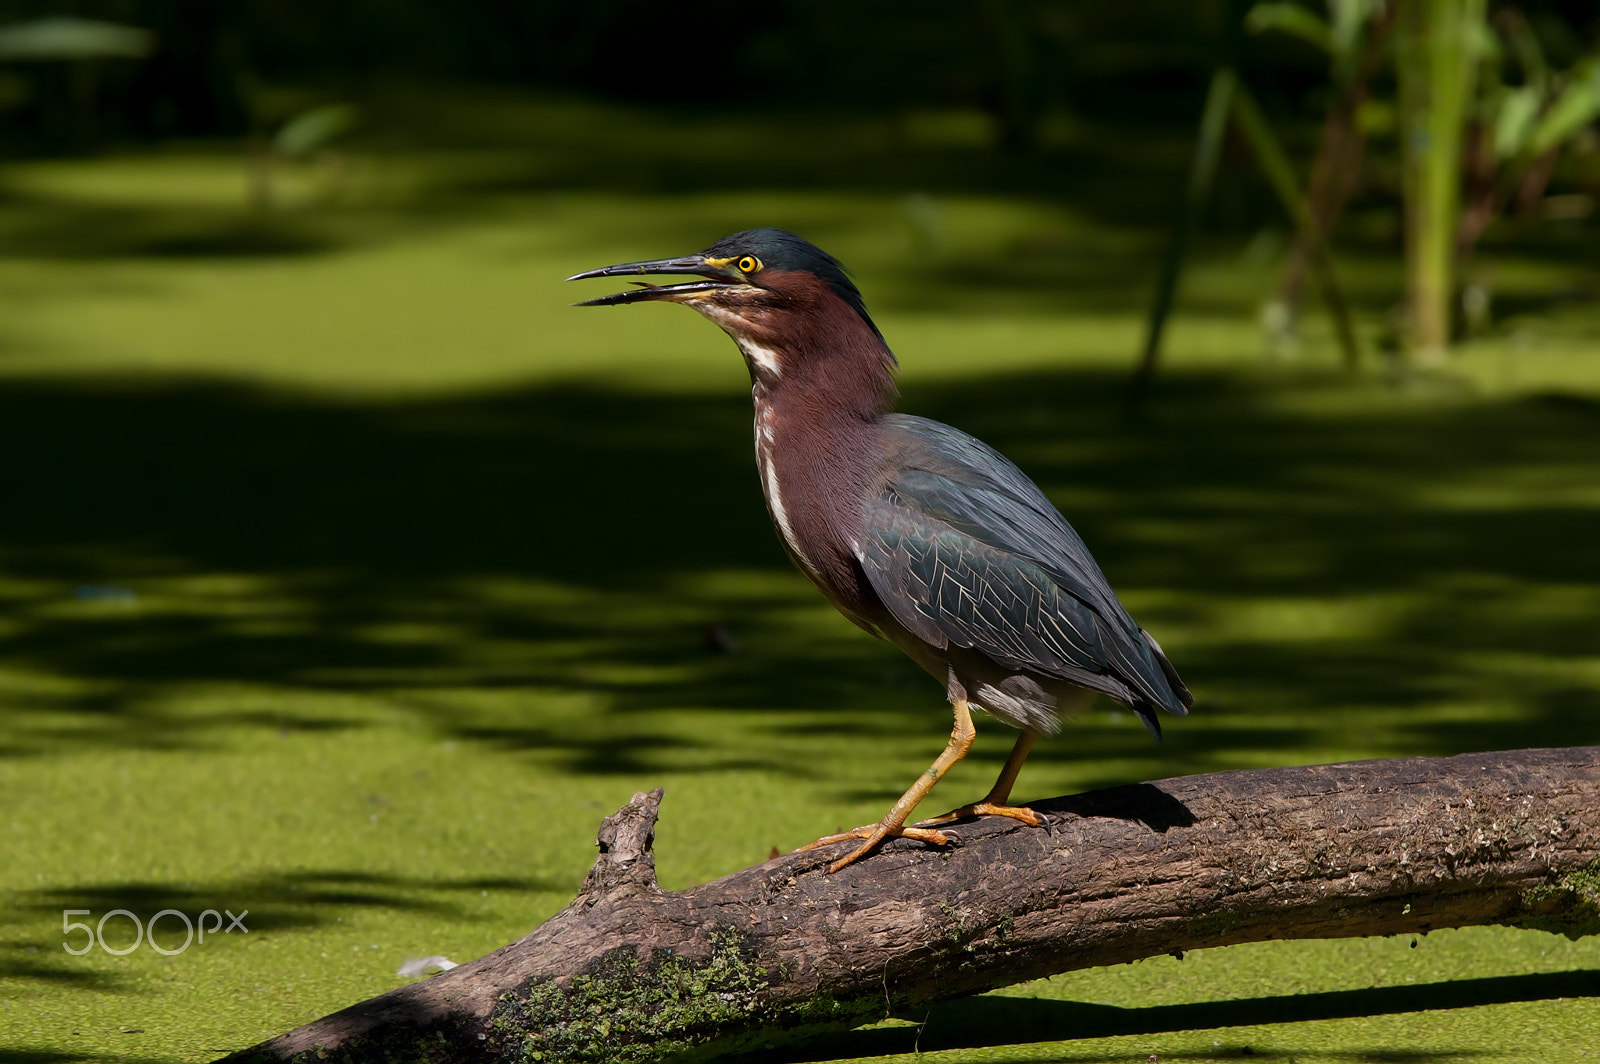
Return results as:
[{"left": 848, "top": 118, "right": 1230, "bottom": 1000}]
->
[
  {"left": 916, "top": 729, "right": 1042, "bottom": 828},
  {"left": 796, "top": 698, "right": 978, "bottom": 873}
]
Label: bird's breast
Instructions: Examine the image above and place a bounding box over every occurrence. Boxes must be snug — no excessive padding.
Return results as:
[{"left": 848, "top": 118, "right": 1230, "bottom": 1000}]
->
[
  {"left": 751, "top": 399, "right": 884, "bottom": 627},
  {"left": 754, "top": 406, "right": 822, "bottom": 578}
]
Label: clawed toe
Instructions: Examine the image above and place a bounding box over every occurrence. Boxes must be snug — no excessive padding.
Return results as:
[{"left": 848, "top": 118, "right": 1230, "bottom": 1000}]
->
[
  {"left": 794, "top": 822, "right": 955, "bottom": 873},
  {"left": 916, "top": 801, "right": 1041, "bottom": 829},
  {"left": 795, "top": 823, "right": 951, "bottom": 852}
]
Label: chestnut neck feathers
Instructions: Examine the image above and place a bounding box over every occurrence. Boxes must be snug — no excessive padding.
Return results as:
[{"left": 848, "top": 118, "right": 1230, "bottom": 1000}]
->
[
  {"left": 698, "top": 268, "right": 898, "bottom": 618},
  {"left": 714, "top": 269, "right": 896, "bottom": 414}
]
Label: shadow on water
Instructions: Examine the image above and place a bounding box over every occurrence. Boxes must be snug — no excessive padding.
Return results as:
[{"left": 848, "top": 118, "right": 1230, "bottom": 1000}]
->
[
  {"left": 2, "top": 366, "right": 1599, "bottom": 774},
  {"left": 0, "top": 110, "right": 1275, "bottom": 321},
  {"left": 755, "top": 970, "right": 1600, "bottom": 1061},
  {"left": 3, "top": 364, "right": 1598, "bottom": 1037},
  {"left": 0, "top": 1051, "right": 176, "bottom": 1064}
]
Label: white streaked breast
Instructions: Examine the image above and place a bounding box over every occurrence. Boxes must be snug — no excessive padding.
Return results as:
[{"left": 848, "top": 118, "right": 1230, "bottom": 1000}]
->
[
  {"left": 754, "top": 414, "right": 819, "bottom": 577},
  {"left": 737, "top": 339, "right": 782, "bottom": 378}
]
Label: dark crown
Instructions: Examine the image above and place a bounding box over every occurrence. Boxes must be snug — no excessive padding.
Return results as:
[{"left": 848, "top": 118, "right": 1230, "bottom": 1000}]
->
[{"left": 702, "top": 228, "right": 886, "bottom": 344}]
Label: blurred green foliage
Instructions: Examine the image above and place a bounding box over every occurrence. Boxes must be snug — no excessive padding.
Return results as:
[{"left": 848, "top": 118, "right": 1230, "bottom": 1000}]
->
[{"left": 0, "top": 1, "right": 1582, "bottom": 149}]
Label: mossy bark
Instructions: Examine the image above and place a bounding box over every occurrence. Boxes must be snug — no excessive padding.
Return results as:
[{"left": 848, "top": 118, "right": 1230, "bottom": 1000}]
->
[{"left": 221, "top": 748, "right": 1600, "bottom": 1064}]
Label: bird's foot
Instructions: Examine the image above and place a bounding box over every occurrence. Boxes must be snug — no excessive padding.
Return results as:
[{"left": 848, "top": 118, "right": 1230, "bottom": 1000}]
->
[
  {"left": 794, "top": 822, "right": 952, "bottom": 874},
  {"left": 915, "top": 801, "right": 1041, "bottom": 829}
]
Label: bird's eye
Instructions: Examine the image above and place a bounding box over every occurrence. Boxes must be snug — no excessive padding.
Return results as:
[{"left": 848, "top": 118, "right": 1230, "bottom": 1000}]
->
[{"left": 737, "top": 255, "right": 761, "bottom": 274}]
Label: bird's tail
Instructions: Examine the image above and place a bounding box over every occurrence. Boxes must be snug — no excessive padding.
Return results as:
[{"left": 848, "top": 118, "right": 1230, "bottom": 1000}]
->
[
  {"left": 1126, "top": 628, "right": 1191, "bottom": 743},
  {"left": 1141, "top": 628, "right": 1193, "bottom": 712}
]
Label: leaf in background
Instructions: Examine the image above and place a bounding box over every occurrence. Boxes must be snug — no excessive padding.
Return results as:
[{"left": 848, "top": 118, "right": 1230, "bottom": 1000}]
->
[
  {"left": 1498, "top": 9, "right": 1549, "bottom": 94},
  {"left": 274, "top": 102, "right": 360, "bottom": 159},
  {"left": 1243, "top": 2, "right": 1332, "bottom": 54},
  {"left": 1327, "top": 0, "right": 1385, "bottom": 85},
  {"left": 1353, "top": 98, "right": 1397, "bottom": 135},
  {"left": 1229, "top": 79, "right": 1361, "bottom": 371},
  {"left": 0, "top": 16, "right": 152, "bottom": 59},
  {"left": 1465, "top": 15, "right": 1502, "bottom": 69},
  {"left": 1527, "top": 61, "right": 1600, "bottom": 157},
  {"left": 1491, "top": 85, "right": 1541, "bottom": 159}
]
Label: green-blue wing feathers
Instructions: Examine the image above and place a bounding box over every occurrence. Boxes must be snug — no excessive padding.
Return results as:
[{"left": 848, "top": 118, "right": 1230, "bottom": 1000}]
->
[{"left": 858, "top": 415, "right": 1191, "bottom": 728}]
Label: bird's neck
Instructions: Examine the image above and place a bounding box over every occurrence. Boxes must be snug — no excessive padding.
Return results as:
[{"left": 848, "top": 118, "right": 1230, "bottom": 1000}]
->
[
  {"left": 746, "top": 321, "right": 897, "bottom": 528},
  {"left": 744, "top": 303, "right": 898, "bottom": 419},
  {"left": 747, "top": 328, "right": 895, "bottom": 622}
]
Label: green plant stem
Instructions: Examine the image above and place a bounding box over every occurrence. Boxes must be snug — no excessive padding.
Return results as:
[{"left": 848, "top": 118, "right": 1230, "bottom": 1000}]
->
[
  {"left": 1229, "top": 79, "right": 1363, "bottom": 373},
  {"left": 1130, "top": 67, "right": 1235, "bottom": 406},
  {"left": 1396, "top": 0, "right": 1487, "bottom": 360}
]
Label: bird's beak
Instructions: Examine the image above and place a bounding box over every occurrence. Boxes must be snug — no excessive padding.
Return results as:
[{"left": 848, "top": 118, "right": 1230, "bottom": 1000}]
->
[{"left": 566, "top": 253, "right": 750, "bottom": 307}]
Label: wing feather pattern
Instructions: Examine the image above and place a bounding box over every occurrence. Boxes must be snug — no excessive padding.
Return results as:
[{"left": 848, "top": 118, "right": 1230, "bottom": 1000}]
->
[{"left": 859, "top": 415, "right": 1191, "bottom": 722}]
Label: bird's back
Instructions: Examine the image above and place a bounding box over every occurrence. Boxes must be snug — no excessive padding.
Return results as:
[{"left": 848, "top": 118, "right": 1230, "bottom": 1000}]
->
[{"left": 856, "top": 414, "right": 1191, "bottom": 733}]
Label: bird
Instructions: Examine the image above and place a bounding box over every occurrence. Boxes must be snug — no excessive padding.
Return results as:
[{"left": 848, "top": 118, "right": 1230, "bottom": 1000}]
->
[{"left": 568, "top": 228, "right": 1191, "bottom": 873}]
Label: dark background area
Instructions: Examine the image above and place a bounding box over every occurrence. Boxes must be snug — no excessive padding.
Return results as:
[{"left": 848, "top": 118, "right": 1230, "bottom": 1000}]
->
[{"left": 0, "top": 0, "right": 1591, "bottom": 148}]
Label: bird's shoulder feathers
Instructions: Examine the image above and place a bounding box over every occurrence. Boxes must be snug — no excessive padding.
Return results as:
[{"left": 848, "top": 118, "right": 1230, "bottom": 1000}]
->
[{"left": 857, "top": 414, "right": 1191, "bottom": 721}]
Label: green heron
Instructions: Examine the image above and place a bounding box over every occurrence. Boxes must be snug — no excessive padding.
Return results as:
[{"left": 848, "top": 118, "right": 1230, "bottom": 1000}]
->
[{"left": 569, "top": 229, "right": 1191, "bottom": 873}]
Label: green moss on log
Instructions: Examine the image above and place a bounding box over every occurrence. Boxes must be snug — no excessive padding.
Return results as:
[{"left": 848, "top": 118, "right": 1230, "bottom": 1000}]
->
[
  {"left": 1513, "top": 863, "right": 1600, "bottom": 940},
  {"left": 490, "top": 927, "right": 879, "bottom": 1063}
]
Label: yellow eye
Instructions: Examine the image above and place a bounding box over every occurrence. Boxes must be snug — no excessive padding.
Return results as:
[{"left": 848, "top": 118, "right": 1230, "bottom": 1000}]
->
[{"left": 737, "top": 255, "right": 761, "bottom": 274}]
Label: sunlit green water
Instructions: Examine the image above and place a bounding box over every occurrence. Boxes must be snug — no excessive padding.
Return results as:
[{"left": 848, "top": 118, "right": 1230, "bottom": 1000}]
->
[{"left": 2, "top": 109, "right": 1598, "bottom": 1061}]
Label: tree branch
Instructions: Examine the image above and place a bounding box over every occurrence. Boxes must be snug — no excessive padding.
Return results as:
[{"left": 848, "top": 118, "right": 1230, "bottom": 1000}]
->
[{"left": 221, "top": 748, "right": 1600, "bottom": 1063}]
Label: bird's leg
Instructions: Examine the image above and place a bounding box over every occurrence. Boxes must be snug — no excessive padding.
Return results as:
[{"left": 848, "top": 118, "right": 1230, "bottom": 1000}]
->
[
  {"left": 796, "top": 698, "right": 978, "bottom": 873},
  {"left": 915, "top": 729, "right": 1042, "bottom": 828}
]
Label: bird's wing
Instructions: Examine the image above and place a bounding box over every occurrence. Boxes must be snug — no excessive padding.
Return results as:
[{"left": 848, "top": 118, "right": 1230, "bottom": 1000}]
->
[{"left": 857, "top": 414, "right": 1190, "bottom": 720}]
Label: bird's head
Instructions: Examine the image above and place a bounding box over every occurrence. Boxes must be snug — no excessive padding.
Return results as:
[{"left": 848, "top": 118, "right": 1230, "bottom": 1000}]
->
[{"left": 568, "top": 228, "right": 894, "bottom": 389}]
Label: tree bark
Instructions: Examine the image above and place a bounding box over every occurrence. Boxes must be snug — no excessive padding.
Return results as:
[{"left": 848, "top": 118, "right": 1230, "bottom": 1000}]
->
[{"left": 221, "top": 747, "right": 1600, "bottom": 1064}]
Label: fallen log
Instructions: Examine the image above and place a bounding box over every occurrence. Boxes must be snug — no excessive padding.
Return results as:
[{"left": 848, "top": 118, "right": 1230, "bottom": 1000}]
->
[{"left": 222, "top": 746, "right": 1600, "bottom": 1063}]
